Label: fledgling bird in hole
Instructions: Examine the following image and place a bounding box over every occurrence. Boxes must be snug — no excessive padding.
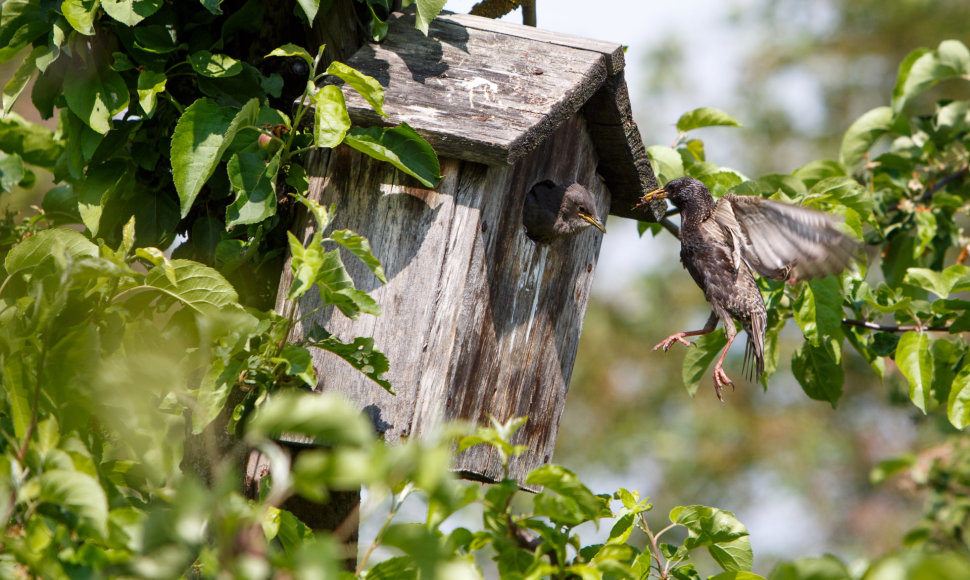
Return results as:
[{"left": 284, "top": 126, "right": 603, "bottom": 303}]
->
[
  {"left": 523, "top": 180, "right": 606, "bottom": 243},
  {"left": 639, "top": 177, "right": 859, "bottom": 400}
]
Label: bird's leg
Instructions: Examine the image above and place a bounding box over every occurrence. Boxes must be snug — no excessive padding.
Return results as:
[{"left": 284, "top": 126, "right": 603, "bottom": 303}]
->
[
  {"left": 653, "top": 312, "right": 719, "bottom": 352},
  {"left": 712, "top": 331, "right": 739, "bottom": 401}
]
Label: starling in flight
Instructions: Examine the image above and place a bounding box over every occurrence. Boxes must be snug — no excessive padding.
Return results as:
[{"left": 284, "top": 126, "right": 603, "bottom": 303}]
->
[
  {"left": 523, "top": 180, "right": 606, "bottom": 243},
  {"left": 640, "top": 177, "right": 858, "bottom": 399}
]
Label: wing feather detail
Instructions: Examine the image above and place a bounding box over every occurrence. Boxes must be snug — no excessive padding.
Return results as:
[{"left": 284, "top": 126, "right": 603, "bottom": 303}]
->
[{"left": 713, "top": 195, "right": 860, "bottom": 282}]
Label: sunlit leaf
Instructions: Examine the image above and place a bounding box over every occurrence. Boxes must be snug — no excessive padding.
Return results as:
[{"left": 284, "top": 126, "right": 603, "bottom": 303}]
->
[
  {"left": 171, "top": 97, "right": 259, "bottom": 218},
  {"left": 676, "top": 107, "right": 742, "bottom": 133},
  {"left": 136, "top": 69, "right": 167, "bottom": 116},
  {"left": 101, "top": 0, "right": 163, "bottom": 26},
  {"left": 246, "top": 391, "right": 375, "bottom": 447},
  {"left": 307, "top": 334, "right": 393, "bottom": 393},
  {"left": 188, "top": 50, "right": 243, "bottom": 78},
  {"left": 325, "top": 61, "right": 386, "bottom": 117},
  {"left": 670, "top": 505, "right": 752, "bottom": 572},
  {"left": 313, "top": 84, "right": 351, "bottom": 148},
  {"left": 414, "top": 0, "right": 448, "bottom": 35},
  {"left": 839, "top": 106, "right": 894, "bottom": 169},
  {"left": 896, "top": 331, "right": 932, "bottom": 412},
  {"left": 39, "top": 469, "right": 108, "bottom": 538},
  {"left": 343, "top": 123, "right": 440, "bottom": 187}
]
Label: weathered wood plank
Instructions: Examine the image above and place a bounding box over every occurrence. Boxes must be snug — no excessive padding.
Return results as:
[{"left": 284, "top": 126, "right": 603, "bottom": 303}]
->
[
  {"left": 333, "top": 12, "right": 611, "bottom": 167},
  {"left": 582, "top": 71, "right": 665, "bottom": 221},
  {"left": 443, "top": 114, "right": 607, "bottom": 483},
  {"left": 277, "top": 114, "right": 607, "bottom": 485},
  {"left": 437, "top": 11, "right": 625, "bottom": 76}
]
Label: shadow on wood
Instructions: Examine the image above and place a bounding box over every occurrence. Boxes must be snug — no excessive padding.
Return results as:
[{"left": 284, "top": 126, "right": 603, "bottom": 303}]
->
[{"left": 276, "top": 9, "right": 661, "bottom": 489}]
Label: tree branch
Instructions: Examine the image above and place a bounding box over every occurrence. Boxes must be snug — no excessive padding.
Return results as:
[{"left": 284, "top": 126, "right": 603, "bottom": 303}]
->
[{"left": 841, "top": 318, "right": 950, "bottom": 333}]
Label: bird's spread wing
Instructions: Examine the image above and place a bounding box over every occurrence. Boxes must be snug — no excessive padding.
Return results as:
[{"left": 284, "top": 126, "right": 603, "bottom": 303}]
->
[{"left": 713, "top": 195, "right": 859, "bottom": 282}]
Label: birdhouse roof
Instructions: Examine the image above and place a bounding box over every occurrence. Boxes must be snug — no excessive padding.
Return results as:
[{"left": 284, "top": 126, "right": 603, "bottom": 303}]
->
[{"left": 334, "top": 10, "right": 660, "bottom": 221}]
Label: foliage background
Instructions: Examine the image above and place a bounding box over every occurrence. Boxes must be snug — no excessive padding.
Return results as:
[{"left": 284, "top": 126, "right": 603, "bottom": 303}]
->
[{"left": 4, "top": 0, "right": 970, "bottom": 578}]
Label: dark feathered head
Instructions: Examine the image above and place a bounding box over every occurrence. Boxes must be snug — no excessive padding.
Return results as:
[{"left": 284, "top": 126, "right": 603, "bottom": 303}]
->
[{"left": 639, "top": 177, "right": 715, "bottom": 221}]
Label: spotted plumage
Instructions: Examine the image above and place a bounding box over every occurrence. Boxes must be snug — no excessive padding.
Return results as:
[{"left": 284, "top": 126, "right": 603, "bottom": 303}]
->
[{"left": 641, "top": 177, "right": 859, "bottom": 399}]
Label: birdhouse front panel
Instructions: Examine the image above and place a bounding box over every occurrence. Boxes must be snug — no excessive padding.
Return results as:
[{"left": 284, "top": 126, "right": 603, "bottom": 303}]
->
[{"left": 277, "top": 114, "right": 608, "bottom": 483}]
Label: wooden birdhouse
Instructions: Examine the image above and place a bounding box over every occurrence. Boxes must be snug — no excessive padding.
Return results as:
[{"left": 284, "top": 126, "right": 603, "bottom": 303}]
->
[{"left": 274, "top": 10, "right": 663, "bottom": 485}]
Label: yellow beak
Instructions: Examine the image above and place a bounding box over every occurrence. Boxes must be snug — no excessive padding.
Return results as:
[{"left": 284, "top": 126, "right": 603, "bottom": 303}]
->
[{"left": 578, "top": 211, "right": 607, "bottom": 233}]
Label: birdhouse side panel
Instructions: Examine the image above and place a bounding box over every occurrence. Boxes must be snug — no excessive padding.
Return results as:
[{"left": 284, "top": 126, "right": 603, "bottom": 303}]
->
[
  {"left": 442, "top": 115, "right": 609, "bottom": 484},
  {"left": 278, "top": 147, "right": 465, "bottom": 444}
]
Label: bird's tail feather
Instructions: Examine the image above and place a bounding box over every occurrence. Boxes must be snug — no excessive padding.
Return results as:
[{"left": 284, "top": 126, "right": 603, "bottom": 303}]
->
[{"left": 742, "top": 312, "right": 767, "bottom": 382}]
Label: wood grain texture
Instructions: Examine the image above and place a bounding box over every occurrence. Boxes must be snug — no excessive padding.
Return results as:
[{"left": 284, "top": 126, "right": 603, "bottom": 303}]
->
[
  {"left": 582, "top": 71, "right": 665, "bottom": 221},
  {"left": 324, "top": 9, "right": 662, "bottom": 223},
  {"left": 336, "top": 11, "right": 611, "bottom": 168},
  {"left": 276, "top": 114, "right": 607, "bottom": 486}
]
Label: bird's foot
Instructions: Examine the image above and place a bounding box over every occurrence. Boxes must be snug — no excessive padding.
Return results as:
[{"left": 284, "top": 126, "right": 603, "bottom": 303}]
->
[
  {"left": 712, "top": 363, "right": 735, "bottom": 402},
  {"left": 653, "top": 332, "right": 695, "bottom": 352}
]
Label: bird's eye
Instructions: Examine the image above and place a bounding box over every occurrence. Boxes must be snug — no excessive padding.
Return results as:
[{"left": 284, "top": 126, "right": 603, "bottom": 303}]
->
[{"left": 579, "top": 206, "right": 587, "bottom": 213}]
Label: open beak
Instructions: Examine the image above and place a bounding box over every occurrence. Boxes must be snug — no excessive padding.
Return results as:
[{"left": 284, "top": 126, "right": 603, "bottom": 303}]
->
[
  {"left": 636, "top": 186, "right": 668, "bottom": 208},
  {"left": 578, "top": 211, "right": 607, "bottom": 234}
]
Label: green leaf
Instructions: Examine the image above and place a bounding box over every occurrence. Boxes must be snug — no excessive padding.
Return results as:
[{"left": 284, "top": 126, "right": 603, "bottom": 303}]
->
[
  {"left": 76, "top": 159, "right": 132, "bottom": 235},
  {"left": 528, "top": 465, "right": 609, "bottom": 527},
  {"left": 3, "top": 356, "right": 32, "bottom": 439},
  {"left": 246, "top": 391, "right": 376, "bottom": 447},
  {"left": 647, "top": 145, "right": 686, "bottom": 185},
  {"left": 63, "top": 58, "right": 130, "bottom": 134},
  {"left": 136, "top": 69, "right": 167, "bottom": 117},
  {"left": 676, "top": 107, "right": 742, "bottom": 133},
  {"left": 681, "top": 330, "right": 728, "bottom": 397},
  {"left": 307, "top": 334, "right": 393, "bottom": 393},
  {"left": 193, "top": 355, "right": 245, "bottom": 434},
  {"left": 325, "top": 61, "right": 386, "bottom": 117},
  {"left": 767, "top": 555, "right": 851, "bottom": 580},
  {"left": 670, "top": 505, "right": 752, "bottom": 572},
  {"left": 316, "top": 249, "right": 381, "bottom": 319},
  {"left": 810, "top": 175, "right": 874, "bottom": 216},
  {"left": 188, "top": 50, "right": 243, "bottom": 78},
  {"left": 265, "top": 44, "right": 314, "bottom": 70},
  {"left": 0, "top": 151, "right": 25, "bottom": 192},
  {"left": 896, "top": 331, "right": 932, "bottom": 412},
  {"left": 0, "top": 1, "right": 51, "bottom": 61},
  {"left": 791, "top": 342, "right": 844, "bottom": 406},
  {"left": 792, "top": 277, "right": 844, "bottom": 360},
  {"left": 892, "top": 41, "right": 970, "bottom": 113},
  {"left": 171, "top": 97, "right": 259, "bottom": 218},
  {"left": 948, "top": 360, "right": 970, "bottom": 429},
  {"left": 62, "top": 0, "right": 99, "bottom": 35},
  {"left": 295, "top": 0, "right": 320, "bottom": 23},
  {"left": 937, "top": 39, "right": 970, "bottom": 74},
  {"left": 226, "top": 150, "right": 281, "bottom": 227},
  {"left": 710, "top": 573, "right": 765, "bottom": 580},
  {"left": 39, "top": 469, "right": 108, "bottom": 538},
  {"left": 276, "top": 344, "right": 317, "bottom": 386},
  {"left": 904, "top": 265, "right": 970, "bottom": 298},
  {"left": 0, "top": 113, "right": 63, "bottom": 169},
  {"left": 839, "top": 106, "right": 894, "bottom": 169},
  {"left": 101, "top": 0, "right": 162, "bottom": 25},
  {"left": 2, "top": 45, "right": 42, "bottom": 116},
  {"left": 328, "top": 229, "right": 386, "bottom": 283},
  {"left": 4, "top": 228, "right": 98, "bottom": 274},
  {"left": 314, "top": 84, "right": 351, "bottom": 148},
  {"left": 142, "top": 259, "right": 241, "bottom": 315},
  {"left": 414, "top": 0, "right": 448, "bottom": 35},
  {"left": 344, "top": 123, "right": 441, "bottom": 187}
]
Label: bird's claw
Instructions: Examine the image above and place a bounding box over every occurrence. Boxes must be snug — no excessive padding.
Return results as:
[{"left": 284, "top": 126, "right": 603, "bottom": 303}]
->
[
  {"left": 712, "top": 364, "right": 735, "bottom": 402},
  {"left": 652, "top": 333, "right": 695, "bottom": 352}
]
